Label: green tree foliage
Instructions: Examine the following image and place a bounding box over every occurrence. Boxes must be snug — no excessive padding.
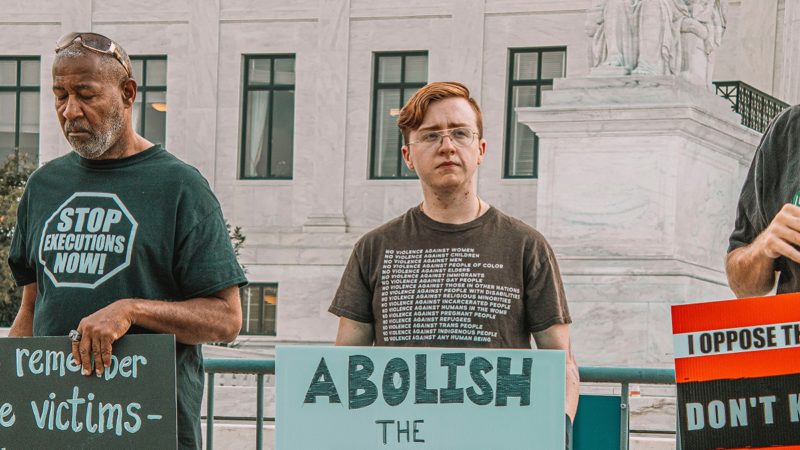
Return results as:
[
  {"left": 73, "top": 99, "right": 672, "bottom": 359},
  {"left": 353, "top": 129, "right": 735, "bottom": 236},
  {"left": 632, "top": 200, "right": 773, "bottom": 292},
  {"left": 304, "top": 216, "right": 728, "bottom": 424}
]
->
[
  {"left": 0, "top": 154, "right": 35, "bottom": 326},
  {"left": 227, "top": 222, "right": 247, "bottom": 272}
]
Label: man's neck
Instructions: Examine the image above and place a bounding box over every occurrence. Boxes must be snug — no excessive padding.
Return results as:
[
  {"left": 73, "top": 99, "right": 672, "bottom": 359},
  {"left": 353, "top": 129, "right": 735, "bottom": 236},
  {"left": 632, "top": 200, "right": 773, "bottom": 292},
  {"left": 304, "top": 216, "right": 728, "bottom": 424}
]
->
[
  {"left": 420, "top": 190, "right": 484, "bottom": 224},
  {"left": 95, "top": 131, "right": 153, "bottom": 160}
]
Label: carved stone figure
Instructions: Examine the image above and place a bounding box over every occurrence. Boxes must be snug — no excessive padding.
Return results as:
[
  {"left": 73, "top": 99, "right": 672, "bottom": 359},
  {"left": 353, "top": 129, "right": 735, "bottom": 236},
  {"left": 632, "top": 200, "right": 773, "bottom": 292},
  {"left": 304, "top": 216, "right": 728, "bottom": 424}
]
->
[
  {"left": 633, "top": 0, "right": 690, "bottom": 76},
  {"left": 681, "top": 0, "right": 727, "bottom": 85},
  {"left": 586, "top": 0, "right": 636, "bottom": 74},
  {"left": 586, "top": 0, "right": 727, "bottom": 85}
]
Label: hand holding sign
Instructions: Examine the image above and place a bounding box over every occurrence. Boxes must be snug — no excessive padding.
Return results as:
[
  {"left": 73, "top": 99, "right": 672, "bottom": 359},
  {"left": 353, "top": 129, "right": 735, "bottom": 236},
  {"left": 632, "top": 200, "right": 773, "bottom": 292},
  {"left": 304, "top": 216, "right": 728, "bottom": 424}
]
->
[
  {"left": 727, "top": 199, "right": 800, "bottom": 298},
  {"left": 1, "top": 335, "right": 177, "bottom": 449},
  {"left": 72, "top": 299, "right": 134, "bottom": 376},
  {"left": 755, "top": 203, "right": 800, "bottom": 264}
]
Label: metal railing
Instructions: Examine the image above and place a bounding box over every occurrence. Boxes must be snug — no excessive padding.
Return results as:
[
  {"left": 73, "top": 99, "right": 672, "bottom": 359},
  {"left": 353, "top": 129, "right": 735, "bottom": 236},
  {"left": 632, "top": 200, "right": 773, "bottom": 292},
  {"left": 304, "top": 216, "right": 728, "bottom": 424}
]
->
[
  {"left": 202, "top": 359, "right": 678, "bottom": 450},
  {"left": 713, "top": 80, "right": 789, "bottom": 133},
  {"left": 204, "top": 358, "right": 275, "bottom": 450}
]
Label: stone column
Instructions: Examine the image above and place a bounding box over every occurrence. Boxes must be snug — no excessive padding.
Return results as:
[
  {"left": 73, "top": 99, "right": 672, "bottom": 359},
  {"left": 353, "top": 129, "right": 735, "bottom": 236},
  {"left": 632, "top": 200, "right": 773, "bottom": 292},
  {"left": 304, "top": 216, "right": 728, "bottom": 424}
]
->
[
  {"left": 41, "top": 0, "right": 95, "bottom": 163},
  {"left": 60, "top": 0, "right": 91, "bottom": 34},
  {"left": 303, "top": 0, "right": 350, "bottom": 233},
  {"left": 734, "top": 0, "right": 778, "bottom": 94},
  {"left": 518, "top": 76, "right": 761, "bottom": 366},
  {"left": 184, "top": 0, "right": 221, "bottom": 187},
  {"left": 779, "top": 0, "right": 800, "bottom": 104},
  {"left": 443, "top": 0, "right": 485, "bottom": 100}
]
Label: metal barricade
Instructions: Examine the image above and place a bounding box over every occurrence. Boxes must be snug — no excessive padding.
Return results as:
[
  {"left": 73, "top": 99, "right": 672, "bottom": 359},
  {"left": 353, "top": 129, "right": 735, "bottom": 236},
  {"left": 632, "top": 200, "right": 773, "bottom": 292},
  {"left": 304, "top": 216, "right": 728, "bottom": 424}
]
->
[
  {"left": 201, "top": 359, "right": 677, "bottom": 450},
  {"left": 204, "top": 358, "right": 275, "bottom": 450}
]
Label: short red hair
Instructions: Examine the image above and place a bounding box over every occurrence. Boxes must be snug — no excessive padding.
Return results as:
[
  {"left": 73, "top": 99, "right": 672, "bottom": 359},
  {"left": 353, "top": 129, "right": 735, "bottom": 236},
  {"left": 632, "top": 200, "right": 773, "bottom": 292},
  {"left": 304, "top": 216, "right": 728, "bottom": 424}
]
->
[{"left": 397, "top": 81, "right": 483, "bottom": 145}]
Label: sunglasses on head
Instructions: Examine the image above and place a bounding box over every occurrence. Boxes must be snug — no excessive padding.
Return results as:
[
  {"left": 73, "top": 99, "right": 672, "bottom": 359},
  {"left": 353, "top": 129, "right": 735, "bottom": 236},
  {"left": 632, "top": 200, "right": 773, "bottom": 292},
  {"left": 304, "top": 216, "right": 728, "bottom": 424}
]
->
[{"left": 55, "top": 32, "right": 132, "bottom": 78}]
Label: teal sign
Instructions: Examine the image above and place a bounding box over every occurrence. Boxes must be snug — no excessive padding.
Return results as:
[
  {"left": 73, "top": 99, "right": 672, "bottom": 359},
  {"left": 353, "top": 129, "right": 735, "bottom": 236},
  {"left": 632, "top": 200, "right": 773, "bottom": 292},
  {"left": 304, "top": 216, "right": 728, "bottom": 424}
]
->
[
  {"left": 276, "top": 346, "right": 565, "bottom": 449},
  {"left": 573, "top": 395, "right": 622, "bottom": 450},
  {"left": 0, "top": 335, "right": 177, "bottom": 450}
]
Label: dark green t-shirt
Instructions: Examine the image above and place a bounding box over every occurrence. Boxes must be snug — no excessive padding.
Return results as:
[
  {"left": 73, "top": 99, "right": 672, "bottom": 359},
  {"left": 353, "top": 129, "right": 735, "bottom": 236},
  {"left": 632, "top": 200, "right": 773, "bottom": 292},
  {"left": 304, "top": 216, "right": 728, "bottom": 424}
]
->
[
  {"left": 329, "top": 206, "right": 571, "bottom": 348},
  {"left": 729, "top": 105, "right": 800, "bottom": 294},
  {"left": 8, "top": 145, "right": 247, "bottom": 449}
]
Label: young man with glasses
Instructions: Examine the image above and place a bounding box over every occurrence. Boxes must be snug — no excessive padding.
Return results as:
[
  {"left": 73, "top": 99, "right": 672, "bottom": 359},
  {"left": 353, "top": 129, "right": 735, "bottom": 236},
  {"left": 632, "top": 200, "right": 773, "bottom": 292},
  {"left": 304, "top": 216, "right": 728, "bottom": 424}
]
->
[
  {"left": 6, "top": 33, "right": 247, "bottom": 450},
  {"left": 329, "top": 81, "right": 578, "bottom": 448}
]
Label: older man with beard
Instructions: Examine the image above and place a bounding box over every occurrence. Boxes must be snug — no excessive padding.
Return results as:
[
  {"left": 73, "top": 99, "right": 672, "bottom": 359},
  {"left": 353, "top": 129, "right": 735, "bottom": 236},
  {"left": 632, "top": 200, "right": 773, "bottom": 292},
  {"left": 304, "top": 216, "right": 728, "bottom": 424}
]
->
[{"left": 6, "top": 32, "right": 247, "bottom": 450}]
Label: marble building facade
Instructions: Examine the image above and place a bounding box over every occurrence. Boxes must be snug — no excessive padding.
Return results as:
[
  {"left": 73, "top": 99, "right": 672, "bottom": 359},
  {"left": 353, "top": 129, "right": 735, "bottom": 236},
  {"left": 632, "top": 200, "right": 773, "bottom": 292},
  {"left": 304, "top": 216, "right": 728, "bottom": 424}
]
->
[{"left": 1, "top": 0, "right": 797, "bottom": 368}]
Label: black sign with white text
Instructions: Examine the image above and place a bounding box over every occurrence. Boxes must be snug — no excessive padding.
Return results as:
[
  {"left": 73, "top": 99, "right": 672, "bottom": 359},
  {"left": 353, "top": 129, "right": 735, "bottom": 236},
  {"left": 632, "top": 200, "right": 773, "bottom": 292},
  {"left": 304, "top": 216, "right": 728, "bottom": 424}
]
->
[
  {"left": 0, "top": 335, "right": 176, "bottom": 450},
  {"left": 679, "top": 373, "right": 800, "bottom": 449}
]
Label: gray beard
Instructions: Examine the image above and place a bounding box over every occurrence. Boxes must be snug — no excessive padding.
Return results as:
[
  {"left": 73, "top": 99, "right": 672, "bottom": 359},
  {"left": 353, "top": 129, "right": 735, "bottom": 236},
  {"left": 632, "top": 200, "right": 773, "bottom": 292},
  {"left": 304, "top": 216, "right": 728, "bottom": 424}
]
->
[{"left": 67, "top": 106, "right": 125, "bottom": 159}]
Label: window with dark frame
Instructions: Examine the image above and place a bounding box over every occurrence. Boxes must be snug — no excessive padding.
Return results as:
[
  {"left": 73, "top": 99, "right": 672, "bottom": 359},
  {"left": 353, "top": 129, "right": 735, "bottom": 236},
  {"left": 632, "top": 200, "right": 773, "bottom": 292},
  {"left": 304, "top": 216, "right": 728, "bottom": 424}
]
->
[
  {"left": 370, "top": 51, "right": 428, "bottom": 179},
  {"left": 0, "top": 56, "right": 40, "bottom": 166},
  {"left": 130, "top": 55, "right": 167, "bottom": 146},
  {"left": 504, "top": 47, "right": 566, "bottom": 178},
  {"left": 240, "top": 54, "right": 295, "bottom": 180},
  {"left": 240, "top": 283, "right": 278, "bottom": 336}
]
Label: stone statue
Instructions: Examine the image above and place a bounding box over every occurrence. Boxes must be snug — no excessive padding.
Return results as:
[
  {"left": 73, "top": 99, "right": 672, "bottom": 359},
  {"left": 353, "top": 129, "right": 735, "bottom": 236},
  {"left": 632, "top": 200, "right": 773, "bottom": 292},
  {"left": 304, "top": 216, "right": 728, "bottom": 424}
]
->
[
  {"left": 681, "top": 0, "right": 727, "bottom": 85},
  {"left": 633, "top": 0, "right": 690, "bottom": 76},
  {"left": 586, "top": 0, "right": 636, "bottom": 74},
  {"left": 586, "top": 0, "right": 726, "bottom": 85}
]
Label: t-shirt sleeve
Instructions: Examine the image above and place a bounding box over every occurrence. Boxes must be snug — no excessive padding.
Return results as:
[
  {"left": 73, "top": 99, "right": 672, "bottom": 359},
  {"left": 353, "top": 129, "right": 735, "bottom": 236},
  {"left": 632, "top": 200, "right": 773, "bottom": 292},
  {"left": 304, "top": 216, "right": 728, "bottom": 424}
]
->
[
  {"left": 7, "top": 187, "right": 36, "bottom": 286},
  {"left": 172, "top": 208, "right": 247, "bottom": 298},
  {"left": 728, "top": 107, "right": 800, "bottom": 255},
  {"left": 728, "top": 143, "right": 766, "bottom": 254},
  {"left": 524, "top": 235, "right": 571, "bottom": 333},
  {"left": 328, "top": 241, "right": 374, "bottom": 323}
]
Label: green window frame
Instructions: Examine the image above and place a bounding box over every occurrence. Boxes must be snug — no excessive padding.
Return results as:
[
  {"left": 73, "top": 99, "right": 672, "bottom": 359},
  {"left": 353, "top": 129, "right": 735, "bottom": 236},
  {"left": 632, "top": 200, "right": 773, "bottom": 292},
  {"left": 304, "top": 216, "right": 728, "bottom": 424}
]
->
[
  {"left": 240, "top": 283, "right": 278, "bottom": 336},
  {"left": 130, "top": 55, "right": 167, "bottom": 145},
  {"left": 369, "top": 51, "right": 428, "bottom": 179},
  {"left": 240, "top": 54, "right": 295, "bottom": 180},
  {"left": 0, "top": 56, "right": 40, "bottom": 166},
  {"left": 504, "top": 47, "right": 567, "bottom": 178}
]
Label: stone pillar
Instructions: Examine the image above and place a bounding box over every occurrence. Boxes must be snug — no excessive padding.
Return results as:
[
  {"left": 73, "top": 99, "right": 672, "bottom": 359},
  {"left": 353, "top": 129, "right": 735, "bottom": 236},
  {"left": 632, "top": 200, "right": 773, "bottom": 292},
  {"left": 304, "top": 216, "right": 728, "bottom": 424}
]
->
[
  {"left": 185, "top": 0, "right": 221, "bottom": 187},
  {"left": 303, "top": 0, "right": 350, "bottom": 233},
  {"left": 443, "top": 0, "right": 485, "bottom": 100},
  {"left": 41, "top": 0, "right": 95, "bottom": 163},
  {"left": 517, "top": 76, "right": 761, "bottom": 366},
  {"left": 734, "top": 0, "right": 778, "bottom": 94},
  {"left": 60, "top": 0, "right": 92, "bottom": 34},
  {"left": 780, "top": 0, "right": 800, "bottom": 104}
]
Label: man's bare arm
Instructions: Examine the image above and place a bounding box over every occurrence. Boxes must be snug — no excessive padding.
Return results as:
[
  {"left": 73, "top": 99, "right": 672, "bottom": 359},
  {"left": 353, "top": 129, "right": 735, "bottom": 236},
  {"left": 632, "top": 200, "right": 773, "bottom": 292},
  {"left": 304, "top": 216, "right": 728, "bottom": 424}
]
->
[
  {"left": 726, "top": 246, "right": 778, "bottom": 297},
  {"left": 726, "top": 204, "right": 800, "bottom": 297},
  {"left": 533, "top": 323, "right": 579, "bottom": 421},
  {"left": 335, "top": 317, "right": 374, "bottom": 346},
  {"left": 8, "top": 283, "right": 36, "bottom": 336},
  {"left": 72, "top": 285, "right": 242, "bottom": 376}
]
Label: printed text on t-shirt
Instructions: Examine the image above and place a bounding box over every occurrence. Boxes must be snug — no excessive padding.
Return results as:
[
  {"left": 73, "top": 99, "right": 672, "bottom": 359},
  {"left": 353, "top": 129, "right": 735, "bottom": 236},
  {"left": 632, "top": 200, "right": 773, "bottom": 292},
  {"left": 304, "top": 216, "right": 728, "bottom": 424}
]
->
[{"left": 379, "top": 248, "right": 518, "bottom": 344}]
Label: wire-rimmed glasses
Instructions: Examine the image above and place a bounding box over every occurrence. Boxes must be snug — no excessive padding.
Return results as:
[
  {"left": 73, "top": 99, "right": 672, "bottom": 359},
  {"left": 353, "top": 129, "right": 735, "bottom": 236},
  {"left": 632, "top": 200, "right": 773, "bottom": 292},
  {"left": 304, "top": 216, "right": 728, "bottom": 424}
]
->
[{"left": 407, "top": 127, "right": 478, "bottom": 149}]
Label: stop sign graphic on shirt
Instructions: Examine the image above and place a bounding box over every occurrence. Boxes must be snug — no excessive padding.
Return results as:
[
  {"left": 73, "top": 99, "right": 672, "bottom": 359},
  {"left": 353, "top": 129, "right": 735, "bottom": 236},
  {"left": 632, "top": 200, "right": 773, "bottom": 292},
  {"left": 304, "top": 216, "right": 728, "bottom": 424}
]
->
[{"left": 38, "top": 192, "right": 138, "bottom": 289}]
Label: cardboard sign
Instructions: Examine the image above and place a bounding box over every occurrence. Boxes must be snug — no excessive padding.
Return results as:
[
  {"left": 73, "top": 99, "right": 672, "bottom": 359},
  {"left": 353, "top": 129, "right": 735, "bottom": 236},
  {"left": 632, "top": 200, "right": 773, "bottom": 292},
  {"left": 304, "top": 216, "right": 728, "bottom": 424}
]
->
[
  {"left": 0, "top": 334, "right": 177, "bottom": 450},
  {"left": 276, "top": 345, "right": 565, "bottom": 450},
  {"left": 573, "top": 395, "right": 621, "bottom": 450},
  {"left": 672, "top": 293, "right": 800, "bottom": 449}
]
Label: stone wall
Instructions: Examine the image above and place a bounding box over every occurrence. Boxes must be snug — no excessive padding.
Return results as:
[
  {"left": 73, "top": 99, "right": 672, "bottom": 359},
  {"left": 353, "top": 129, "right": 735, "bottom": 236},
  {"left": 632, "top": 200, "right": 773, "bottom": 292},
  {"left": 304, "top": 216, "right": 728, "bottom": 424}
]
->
[{"left": 0, "top": 0, "right": 791, "bottom": 364}]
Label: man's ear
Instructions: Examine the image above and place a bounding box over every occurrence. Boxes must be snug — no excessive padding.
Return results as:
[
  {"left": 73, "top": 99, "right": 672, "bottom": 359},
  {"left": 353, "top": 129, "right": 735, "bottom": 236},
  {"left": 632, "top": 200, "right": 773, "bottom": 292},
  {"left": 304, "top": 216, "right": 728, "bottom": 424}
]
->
[
  {"left": 401, "top": 145, "right": 414, "bottom": 170},
  {"left": 121, "top": 78, "right": 138, "bottom": 107},
  {"left": 477, "top": 138, "right": 487, "bottom": 165}
]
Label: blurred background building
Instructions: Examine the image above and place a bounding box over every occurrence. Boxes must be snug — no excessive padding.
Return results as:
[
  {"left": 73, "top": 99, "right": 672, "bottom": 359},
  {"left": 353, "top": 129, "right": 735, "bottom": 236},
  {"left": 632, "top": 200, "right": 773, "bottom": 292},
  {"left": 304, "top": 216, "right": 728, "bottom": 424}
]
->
[{"left": 0, "top": 0, "right": 795, "bottom": 369}]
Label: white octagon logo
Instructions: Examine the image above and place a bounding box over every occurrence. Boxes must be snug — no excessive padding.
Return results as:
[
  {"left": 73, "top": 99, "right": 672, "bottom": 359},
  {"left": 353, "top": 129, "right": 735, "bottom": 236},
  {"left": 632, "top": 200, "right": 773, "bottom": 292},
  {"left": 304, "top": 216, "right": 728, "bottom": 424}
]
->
[{"left": 38, "top": 192, "right": 138, "bottom": 289}]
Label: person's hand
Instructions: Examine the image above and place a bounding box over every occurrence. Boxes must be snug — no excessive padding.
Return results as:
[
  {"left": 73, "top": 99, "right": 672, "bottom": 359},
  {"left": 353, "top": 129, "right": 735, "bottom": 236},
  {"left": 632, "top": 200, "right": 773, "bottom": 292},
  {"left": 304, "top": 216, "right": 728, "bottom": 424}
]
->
[
  {"left": 754, "top": 204, "right": 800, "bottom": 263},
  {"left": 71, "top": 299, "right": 134, "bottom": 377}
]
